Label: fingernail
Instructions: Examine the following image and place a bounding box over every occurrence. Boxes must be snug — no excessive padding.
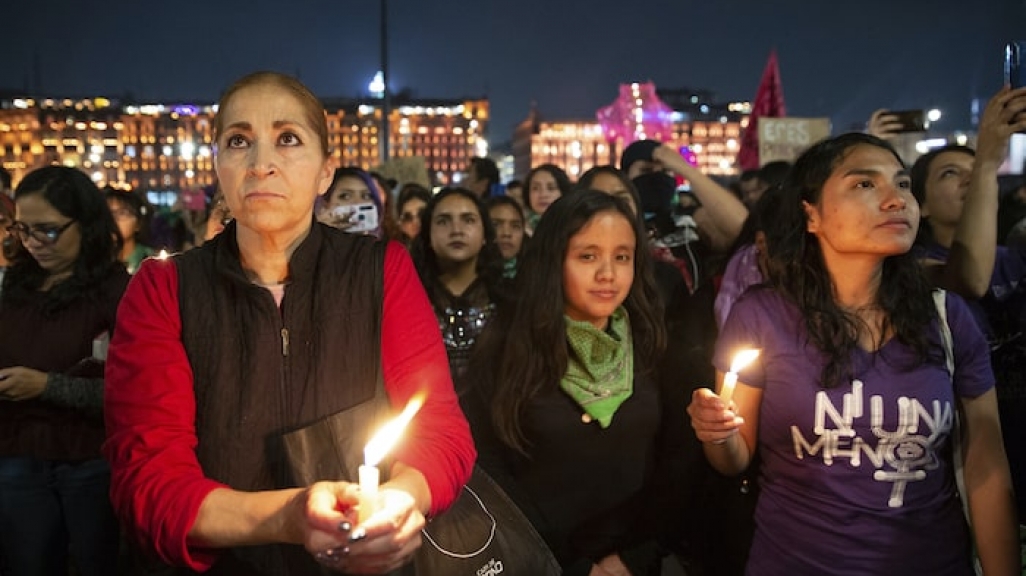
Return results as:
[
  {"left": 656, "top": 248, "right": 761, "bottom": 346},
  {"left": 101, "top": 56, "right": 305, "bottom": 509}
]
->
[
  {"left": 338, "top": 521, "right": 352, "bottom": 532},
  {"left": 349, "top": 527, "right": 366, "bottom": 542}
]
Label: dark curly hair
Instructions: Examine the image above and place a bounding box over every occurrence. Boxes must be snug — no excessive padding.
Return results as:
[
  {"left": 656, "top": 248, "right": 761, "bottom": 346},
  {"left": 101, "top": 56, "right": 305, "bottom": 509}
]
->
[{"left": 764, "top": 132, "right": 939, "bottom": 388}]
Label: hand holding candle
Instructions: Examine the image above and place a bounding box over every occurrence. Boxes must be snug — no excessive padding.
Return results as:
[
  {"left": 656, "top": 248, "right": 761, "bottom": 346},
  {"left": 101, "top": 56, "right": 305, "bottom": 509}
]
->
[
  {"left": 720, "top": 349, "right": 760, "bottom": 408},
  {"left": 358, "top": 395, "right": 424, "bottom": 524}
]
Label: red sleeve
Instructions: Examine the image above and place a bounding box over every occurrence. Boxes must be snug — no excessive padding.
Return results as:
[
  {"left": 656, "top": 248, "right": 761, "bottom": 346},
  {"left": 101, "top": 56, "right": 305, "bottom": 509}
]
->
[
  {"left": 380, "top": 242, "right": 476, "bottom": 515},
  {"left": 103, "top": 258, "right": 226, "bottom": 571}
]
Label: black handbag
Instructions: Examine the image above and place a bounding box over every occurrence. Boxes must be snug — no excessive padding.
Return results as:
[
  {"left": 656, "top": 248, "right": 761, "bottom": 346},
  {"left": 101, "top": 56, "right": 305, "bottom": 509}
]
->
[
  {"left": 282, "top": 398, "right": 560, "bottom": 576},
  {"left": 413, "top": 465, "right": 561, "bottom": 576}
]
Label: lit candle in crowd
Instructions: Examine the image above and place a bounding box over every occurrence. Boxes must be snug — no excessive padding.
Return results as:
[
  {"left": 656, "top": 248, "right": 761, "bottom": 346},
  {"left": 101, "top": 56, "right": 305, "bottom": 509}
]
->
[
  {"left": 156, "top": 249, "right": 170, "bottom": 260},
  {"left": 720, "top": 349, "right": 760, "bottom": 407},
  {"left": 358, "top": 394, "right": 424, "bottom": 524}
]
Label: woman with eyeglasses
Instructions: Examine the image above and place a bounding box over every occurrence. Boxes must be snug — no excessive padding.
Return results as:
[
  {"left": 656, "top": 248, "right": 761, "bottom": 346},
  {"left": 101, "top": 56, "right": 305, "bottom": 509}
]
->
[
  {"left": 395, "top": 183, "right": 432, "bottom": 244},
  {"left": 0, "top": 166, "right": 129, "bottom": 576}
]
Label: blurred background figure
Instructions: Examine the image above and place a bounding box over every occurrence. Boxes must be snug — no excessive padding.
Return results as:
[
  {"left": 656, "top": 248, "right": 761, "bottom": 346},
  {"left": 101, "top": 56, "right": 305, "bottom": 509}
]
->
[
  {"left": 0, "top": 166, "right": 129, "bottom": 576},
  {"left": 486, "top": 195, "right": 527, "bottom": 278},
  {"left": 465, "top": 156, "right": 500, "bottom": 199},
  {"left": 369, "top": 171, "right": 397, "bottom": 214},
  {"left": 0, "top": 195, "right": 18, "bottom": 292},
  {"left": 0, "top": 167, "right": 12, "bottom": 198},
  {"left": 504, "top": 178, "right": 524, "bottom": 209},
  {"left": 105, "top": 188, "right": 155, "bottom": 274},
  {"left": 395, "top": 183, "right": 432, "bottom": 245},
  {"left": 201, "top": 186, "right": 232, "bottom": 244},
  {"left": 523, "top": 164, "right": 571, "bottom": 236}
]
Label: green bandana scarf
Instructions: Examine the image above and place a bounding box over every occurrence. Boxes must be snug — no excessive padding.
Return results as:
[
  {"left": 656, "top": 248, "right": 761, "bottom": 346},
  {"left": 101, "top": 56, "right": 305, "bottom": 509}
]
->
[{"left": 560, "top": 307, "right": 633, "bottom": 428}]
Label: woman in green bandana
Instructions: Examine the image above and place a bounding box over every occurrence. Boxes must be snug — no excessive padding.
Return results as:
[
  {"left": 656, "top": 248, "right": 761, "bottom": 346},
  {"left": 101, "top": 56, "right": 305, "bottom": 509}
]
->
[{"left": 463, "top": 190, "right": 681, "bottom": 576}]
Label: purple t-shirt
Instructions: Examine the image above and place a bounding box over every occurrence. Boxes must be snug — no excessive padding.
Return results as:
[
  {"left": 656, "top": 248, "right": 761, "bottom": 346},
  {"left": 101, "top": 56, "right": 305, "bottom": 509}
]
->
[{"left": 715, "top": 287, "right": 993, "bottom": 576}]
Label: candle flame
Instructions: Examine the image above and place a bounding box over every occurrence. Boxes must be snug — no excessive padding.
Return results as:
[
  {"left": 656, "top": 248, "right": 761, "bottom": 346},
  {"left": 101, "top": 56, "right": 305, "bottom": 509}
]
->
[
  {"left": 364, "top": 394, "right": 424, "bottom": 467},
  {"left": 156, "top": 249, "right": 170, "bottom": 260},
  {"left": 729, "top": 349, "right": 760, "bottom": 373}
]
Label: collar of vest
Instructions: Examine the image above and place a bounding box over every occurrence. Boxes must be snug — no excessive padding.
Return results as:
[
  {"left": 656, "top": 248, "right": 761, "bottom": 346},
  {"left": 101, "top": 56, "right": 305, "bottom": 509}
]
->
[{"left": 210, "top": 217, "right": 326, "bottom": 287}]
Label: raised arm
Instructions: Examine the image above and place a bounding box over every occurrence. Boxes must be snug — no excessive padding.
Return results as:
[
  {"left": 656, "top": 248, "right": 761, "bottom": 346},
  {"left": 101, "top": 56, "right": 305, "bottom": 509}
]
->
[
  {"left": 928, "top": 86, "right": 1026, "bottom": 298},
  {"left": 652, "top": 144, "right": 749, "bottom": 251}
]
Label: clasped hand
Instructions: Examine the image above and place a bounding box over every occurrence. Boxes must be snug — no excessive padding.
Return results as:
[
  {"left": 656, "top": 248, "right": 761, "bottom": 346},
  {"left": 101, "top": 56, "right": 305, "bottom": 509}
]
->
[
  {"left": 297, "top": 481, "right": 424, "bottom": 574},
  {"left": 686, "top": 388, "right": 744, "bottom": 445}
]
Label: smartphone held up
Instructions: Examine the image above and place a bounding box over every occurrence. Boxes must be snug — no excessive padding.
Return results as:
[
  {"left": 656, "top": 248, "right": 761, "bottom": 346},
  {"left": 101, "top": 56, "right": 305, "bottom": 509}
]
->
[
  {"left": 1006, "top": 41, "right": 1026, "bottom": 89},
  {"left": 1005, "top": 41, "right": 1026, "bottom": 132},
  {"left": 325, "top": 203, "right": 379, "bottom": 234}
]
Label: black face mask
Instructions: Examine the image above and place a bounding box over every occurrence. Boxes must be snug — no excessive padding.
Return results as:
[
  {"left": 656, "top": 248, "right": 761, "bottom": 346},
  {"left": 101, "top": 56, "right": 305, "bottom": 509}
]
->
[{"left": 631, "top": 171, "right": 677, "bottom": 216}]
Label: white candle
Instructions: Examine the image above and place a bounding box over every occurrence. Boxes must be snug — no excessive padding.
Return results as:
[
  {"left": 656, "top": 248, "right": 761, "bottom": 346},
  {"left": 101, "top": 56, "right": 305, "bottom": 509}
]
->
[
  {"left": 357, "top": 395, "right": 424, "bottom": 524},
  {"left": 357, "top": 464, "right": 380, "bottom": 524},
  {"left": 720, "top": 349, "right": 760, "bottom": 407}
]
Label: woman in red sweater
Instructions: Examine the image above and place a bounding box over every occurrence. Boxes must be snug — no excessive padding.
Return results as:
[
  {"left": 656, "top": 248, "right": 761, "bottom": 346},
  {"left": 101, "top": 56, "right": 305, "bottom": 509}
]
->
[{"left": 103, "top": 71, "right": 475, "bottom": 575}]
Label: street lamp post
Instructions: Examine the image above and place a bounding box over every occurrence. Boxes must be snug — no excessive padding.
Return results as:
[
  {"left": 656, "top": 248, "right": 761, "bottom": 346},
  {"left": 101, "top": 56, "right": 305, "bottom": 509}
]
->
[{"left": 380, "top": 0, "right": 390, "bottom": 162}]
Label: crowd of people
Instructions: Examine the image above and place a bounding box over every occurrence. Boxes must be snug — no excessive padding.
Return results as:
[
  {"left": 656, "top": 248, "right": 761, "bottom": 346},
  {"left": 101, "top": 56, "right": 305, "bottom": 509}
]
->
[{"left": 0, "top": 71, "right": 1023, "bottom": 576}]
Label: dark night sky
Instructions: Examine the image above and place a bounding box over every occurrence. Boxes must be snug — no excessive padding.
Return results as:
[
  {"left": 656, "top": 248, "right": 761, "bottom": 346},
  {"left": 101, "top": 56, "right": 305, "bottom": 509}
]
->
[{"left": 2, "top": 0, "right": 1022, "bottom": 146}]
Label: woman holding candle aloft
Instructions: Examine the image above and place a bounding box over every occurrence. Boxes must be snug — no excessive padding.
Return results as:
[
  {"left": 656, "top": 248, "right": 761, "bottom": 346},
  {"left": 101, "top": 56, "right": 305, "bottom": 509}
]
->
[
  {"left": 687, "top": 133, "right": 1019, "bottom": 575},
  {"left": 462, "top": 191, "right": 689, "bottom": 575},
  {"left": 103, "top": 71, "right": 475, "bottom": 575}
]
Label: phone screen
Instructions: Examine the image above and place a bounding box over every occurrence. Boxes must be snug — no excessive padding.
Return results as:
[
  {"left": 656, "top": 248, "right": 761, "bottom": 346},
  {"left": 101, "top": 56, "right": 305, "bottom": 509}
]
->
[
  {"left": 887, "top": 110, "right": 927, "bottom": 133},
  {"left": 1006, "top": 42, "right": 1026, "bottom": 89}
]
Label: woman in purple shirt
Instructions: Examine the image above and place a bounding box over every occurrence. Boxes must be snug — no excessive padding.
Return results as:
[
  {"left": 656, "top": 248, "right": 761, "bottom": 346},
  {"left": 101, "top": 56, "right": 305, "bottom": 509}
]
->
[{"left": 688, "top": 133, "right": 1018, "bottom": 575}]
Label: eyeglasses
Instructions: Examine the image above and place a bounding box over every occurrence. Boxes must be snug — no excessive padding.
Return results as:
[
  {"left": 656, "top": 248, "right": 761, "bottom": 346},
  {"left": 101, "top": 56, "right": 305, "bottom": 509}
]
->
[{"left": 7, "top": 220, "right": 76, "bottom": 245}]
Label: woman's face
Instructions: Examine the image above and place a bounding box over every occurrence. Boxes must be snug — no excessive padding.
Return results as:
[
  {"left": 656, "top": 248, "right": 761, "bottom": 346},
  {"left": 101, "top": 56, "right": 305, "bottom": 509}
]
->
[
  {"left": 430, "top": 194, "right": 486, "bottom": 268},
  {"left": 398, "top": 197, "right": 427, "bottom": 240},
  {"left": 214, "top": 82, "right": 333, "bottom": 239},
  {"left": 108, "top": 198, "right": 138, "bottom": 244},
  {"left": 489, "top": 203, "right": 524, "bottom": 260},
  {"left": 528, "top": 170, "right": 562, "bottom": 215},
  {"left": 326, "top": 175, "right": 375, "bottom": 209},
  {"left": 15, "top": 193, "right": 81, "bottom": 278},
  {"left": 587, "top": 172, "right": 638, "bottom": 216},
  {"left": 805, "top": 144, "right": 918, "bottom": 264},
  {"left": 562, "top": 210, "right": 636, "bottom": 330},
  {"left": 921, "top": 151, "right": 974, "bottom": 229}
]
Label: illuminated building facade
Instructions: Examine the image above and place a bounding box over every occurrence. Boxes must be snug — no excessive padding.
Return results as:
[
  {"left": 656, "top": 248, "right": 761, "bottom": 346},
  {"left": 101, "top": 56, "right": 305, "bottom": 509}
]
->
[
  {"left": 513, "top": 87, "right": 751, "bottom": 180},
  {"left": 324, "top": 94, "right": 489, "bottom": 186},
  {"left": 0, "top": 93, "right": 489, "bottom": 195}
]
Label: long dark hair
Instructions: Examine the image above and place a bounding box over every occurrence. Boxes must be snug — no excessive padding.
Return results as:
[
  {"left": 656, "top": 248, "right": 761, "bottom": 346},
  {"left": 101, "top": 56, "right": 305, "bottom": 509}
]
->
[
  {"left": 3, "top": 166, "right": 123, "bottom": 315},
  {"left": 471, "top": 191, "right": 666, "bottom": 454},
  {"left": 411, "top": 187, "right": 506, "bottom": 303},
  {"left": 765, "top": 132, "right": 937, "bottom": 388},
  {"left": 909, "top": 144, "right": 975, "bottom": 246}
]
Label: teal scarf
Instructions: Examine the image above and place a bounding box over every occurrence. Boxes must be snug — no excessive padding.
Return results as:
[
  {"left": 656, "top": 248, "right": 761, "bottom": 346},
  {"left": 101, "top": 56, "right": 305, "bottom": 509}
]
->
[{"left": 560, "top": 307, "right": 633, "bottom": 428}]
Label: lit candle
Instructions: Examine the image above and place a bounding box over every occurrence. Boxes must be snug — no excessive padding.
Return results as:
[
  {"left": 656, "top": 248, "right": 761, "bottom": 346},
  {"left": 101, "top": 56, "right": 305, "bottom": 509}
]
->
[
  {"left": 156, "top": 249, "right": 170, "bottom": 260},
  {"left": 720, "top": 349, "right": 760, "bottom": 407},
  {"left": 358, "top": 395, "right": 424, "bottom": 524}
]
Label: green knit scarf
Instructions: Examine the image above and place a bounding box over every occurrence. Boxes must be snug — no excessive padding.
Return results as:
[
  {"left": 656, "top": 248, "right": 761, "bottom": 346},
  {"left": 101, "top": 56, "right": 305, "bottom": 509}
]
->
[{"left": 560, "top": 307, "right": 633, "bottom": 428}]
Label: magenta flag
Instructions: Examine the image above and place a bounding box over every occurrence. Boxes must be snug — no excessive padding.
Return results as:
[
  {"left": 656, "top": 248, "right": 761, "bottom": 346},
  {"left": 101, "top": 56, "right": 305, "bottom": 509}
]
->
[{"left": 736, "top": 50, "right": 787, "bottom": 171}]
